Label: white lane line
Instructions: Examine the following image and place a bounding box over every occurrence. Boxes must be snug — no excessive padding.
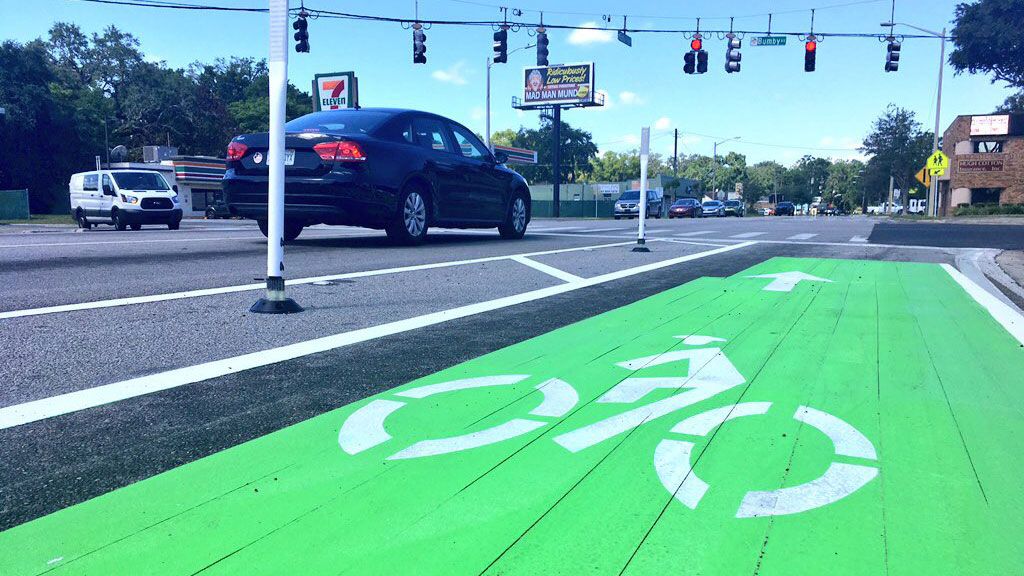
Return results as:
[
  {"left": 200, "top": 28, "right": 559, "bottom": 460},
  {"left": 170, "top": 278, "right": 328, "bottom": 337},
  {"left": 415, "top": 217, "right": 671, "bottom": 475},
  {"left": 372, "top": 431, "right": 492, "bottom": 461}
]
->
[
  {"left": 0, "top": 242, "right": 755, "bottom": 429},
  {"left": 510, "top": 255, "right": 585, "bottom": 283},
  {"left": 661, "top": 239, "right": 736, "bottom": 248},
  {"left": 582, "top": 227, "right": 627, "bottom": 233},
  {"left": 787, "top": 233, "right": 818, "bottom": 241},
  {"left": 531, "top": 226, "right": 583, "bottom": 232},
  {"left": 729, "top": 232, "right": 767, "bottom": 239},
  {"left": 0, "top": 231, "right": 356, "bottom": 249},
  {"left": 849, "top": 236, "right": 868, "bottom": 243},
  {"left": 942, "top": 263, "right": 1024, "bottom": 346},
  {"left": 673, "top": 231, "right": 716, "bottom": 237},
  {"left": 0, "top": 239, "right": 638, "bottom": 320}
]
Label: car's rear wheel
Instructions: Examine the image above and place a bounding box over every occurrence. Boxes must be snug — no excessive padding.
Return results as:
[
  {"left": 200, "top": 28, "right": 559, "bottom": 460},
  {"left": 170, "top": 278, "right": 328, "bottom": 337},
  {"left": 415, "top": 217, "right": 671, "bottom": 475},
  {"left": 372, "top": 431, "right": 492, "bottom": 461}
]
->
[
  {"left": 75, "top": 209, "right": 91, "bottom": 230},
  {"left": 386, "top": 186, "right": 429, "bottom": 245},
  {"left": 499, "top": 193, "right": 528, "bottom": 239},
  {"left": 130, "top": 223, "right": 141, "bottom": 231},
  {"left": 205, "top": 207, "right": 216, "bottom": 220},
  {"left": 257, "top": 218, "right": 301, "bottom": 241}
]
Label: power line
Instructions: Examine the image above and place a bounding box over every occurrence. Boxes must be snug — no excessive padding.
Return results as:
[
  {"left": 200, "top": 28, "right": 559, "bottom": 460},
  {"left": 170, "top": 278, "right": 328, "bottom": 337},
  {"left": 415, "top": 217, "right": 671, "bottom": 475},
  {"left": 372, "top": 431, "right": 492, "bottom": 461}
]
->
[{"left": 69, "top": 0, "right": 952, "bottom": 39}]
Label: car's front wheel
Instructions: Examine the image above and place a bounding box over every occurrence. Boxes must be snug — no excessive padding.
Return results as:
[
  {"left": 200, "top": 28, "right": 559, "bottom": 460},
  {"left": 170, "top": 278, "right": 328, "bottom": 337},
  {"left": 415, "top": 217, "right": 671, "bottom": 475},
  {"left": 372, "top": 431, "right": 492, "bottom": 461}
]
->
[
  {"left": 257, "top": 219, "right": 302, "bottom": 241},
  {"left": 499, "top": 193, "right": 528, "bottom": 239},
  {"left": 386, "top": 186, "right": 429, "bottom": 245}
]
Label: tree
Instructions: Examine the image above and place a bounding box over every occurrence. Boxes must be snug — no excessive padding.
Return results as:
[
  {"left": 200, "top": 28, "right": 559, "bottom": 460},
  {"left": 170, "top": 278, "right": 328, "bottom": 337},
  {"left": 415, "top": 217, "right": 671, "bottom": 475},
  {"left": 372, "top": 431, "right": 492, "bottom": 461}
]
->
[
  {"left": 860, "top": 106, "right": 933, "bottom": 203},
  {"left": 746, "top": 161, "right": 786, "bottom": 203},
  {"left": 824, "top": 160, "right": 866, "bottom": 211},
  {"left": 491, "top": 119, "right": 597, "bottom": 184},
  {"left": 950, "top": 0, "right": 1024, "bottom": 88},
  {"left": 995, "top": 91, "right": 1024, "bottom": 113}
]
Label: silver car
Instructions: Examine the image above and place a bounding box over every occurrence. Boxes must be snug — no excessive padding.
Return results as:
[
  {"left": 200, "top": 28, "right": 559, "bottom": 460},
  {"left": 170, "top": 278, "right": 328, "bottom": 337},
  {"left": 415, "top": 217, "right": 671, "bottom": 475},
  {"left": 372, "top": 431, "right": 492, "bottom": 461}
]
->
[
  {"left": 614, "top": 190, "right": 664, "bottom": 219},
  {"left": 701, "top": 200, "right": 725, "bottom": 217}
]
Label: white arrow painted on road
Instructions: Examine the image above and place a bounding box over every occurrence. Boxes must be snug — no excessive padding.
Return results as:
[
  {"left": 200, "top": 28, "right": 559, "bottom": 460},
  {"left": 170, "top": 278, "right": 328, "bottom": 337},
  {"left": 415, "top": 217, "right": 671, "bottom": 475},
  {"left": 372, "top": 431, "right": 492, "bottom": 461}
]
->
[{"left": 746, "top": 271, "right": 833, "bottom": 292}]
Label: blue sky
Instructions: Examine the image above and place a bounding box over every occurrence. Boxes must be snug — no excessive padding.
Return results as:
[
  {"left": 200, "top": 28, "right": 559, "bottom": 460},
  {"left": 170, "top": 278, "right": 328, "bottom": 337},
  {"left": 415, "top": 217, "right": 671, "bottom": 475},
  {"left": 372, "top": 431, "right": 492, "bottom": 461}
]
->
[{"left": 1, "top": 0, "right": 1014, "bottom": 164}]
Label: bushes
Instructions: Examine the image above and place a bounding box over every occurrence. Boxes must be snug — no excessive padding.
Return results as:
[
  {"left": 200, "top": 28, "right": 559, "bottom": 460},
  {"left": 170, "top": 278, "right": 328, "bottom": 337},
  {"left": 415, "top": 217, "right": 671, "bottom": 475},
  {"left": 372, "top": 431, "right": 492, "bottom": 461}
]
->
[{"left": 954, "top": 203, "right": 1024, "bottom": 216}]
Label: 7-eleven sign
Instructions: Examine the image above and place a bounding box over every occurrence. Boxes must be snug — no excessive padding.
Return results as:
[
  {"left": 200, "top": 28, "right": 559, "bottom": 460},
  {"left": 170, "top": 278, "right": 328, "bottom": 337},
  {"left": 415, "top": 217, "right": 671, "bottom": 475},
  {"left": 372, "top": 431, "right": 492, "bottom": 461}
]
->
[{"left": 313, "top": 71, "right": 358, "bottom": 111}]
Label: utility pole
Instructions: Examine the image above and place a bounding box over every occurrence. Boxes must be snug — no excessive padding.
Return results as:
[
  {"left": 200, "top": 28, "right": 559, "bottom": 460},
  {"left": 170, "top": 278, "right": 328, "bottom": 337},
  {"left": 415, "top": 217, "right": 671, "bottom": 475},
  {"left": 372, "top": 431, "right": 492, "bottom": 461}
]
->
[
  {"left": 931, "top": 27, "right": 946, "bottom": 217},
  {"left": 673, "top": 128, "right": 678, "bottom": 176},
  {"left": 485, "top": 56, "right": 491, "bottom": 150},
  {"left": 552, "top": 106, "right": 561, "bottom": 218}
]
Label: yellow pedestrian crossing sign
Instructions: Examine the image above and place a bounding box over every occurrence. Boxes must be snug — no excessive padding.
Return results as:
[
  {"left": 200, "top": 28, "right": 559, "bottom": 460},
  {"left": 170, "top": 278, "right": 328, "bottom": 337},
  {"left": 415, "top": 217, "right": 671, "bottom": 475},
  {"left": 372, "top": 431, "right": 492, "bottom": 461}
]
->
[
  {"left": 915, "top": 167, "right": 931, "bottom": 188},
  {"left": 926, "top": 150, "right": 949, "bottom": 176}
]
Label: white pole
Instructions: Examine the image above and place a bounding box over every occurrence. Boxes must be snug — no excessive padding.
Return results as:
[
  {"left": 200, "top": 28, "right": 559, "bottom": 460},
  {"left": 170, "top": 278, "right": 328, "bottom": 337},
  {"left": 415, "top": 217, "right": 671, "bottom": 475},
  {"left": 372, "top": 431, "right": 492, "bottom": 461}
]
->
[
  {"left": 633, "top": 127, "right": 651, "bottom": 252},
  {"left": 253, "top": 0, "right": 302, "bottom": 313},
  {"left": 485, "top": 58, "right": 492, "bottom": 151},
  {"left": 930, "top": 28, "right": 946, "bottom": 217}
]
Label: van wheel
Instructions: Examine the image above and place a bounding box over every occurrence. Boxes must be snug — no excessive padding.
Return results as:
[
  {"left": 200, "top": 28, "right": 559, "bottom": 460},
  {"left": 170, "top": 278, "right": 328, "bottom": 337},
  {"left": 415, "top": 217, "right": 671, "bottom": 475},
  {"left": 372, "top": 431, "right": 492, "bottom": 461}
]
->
[
  {"left": 130, "top": 224, "right": 141, "bottom": 231},
  {"left": 498, "top": 193, "right": 528, "bottom": 239},
  {"left": 386, "top": 185, "right": 429, "bottom": 245},
  {"left": 113, "top": 210, "right": 127, "bottom": 231},
  {"left": 75, "top": 210, "right": 91, "bottom": 230}
]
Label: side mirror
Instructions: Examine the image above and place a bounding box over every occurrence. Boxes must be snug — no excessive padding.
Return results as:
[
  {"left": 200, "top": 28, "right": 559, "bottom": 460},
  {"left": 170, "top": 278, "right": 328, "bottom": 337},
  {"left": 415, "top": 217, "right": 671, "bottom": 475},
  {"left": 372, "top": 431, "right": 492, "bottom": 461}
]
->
[
  {"left": 172, "top": 184, "right": 179, "bottom": 193},
  {"left": 102, "top": 183, "right": 115, "bottom": 196},
  {"left": 493, "top": 150, "right": 509, "bottom": 164}
]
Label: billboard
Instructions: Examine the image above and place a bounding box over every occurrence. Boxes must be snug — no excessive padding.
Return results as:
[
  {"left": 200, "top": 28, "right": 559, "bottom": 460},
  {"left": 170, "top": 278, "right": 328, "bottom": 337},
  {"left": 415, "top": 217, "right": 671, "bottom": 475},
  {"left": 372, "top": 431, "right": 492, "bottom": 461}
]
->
[
  {"left": 312, "top": 71, "right": 358, "bottom": 111},
  {"left": 523, "top": 63, "right": 595, "bottom": 106},
  {"left": 970, "top": 114, "right": 1009, "bottom": 136}
]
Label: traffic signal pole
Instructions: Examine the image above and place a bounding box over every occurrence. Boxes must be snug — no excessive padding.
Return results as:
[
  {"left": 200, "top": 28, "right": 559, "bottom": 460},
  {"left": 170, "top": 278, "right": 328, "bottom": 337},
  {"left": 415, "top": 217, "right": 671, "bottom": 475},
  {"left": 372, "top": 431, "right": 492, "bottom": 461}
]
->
[
  {"left": 552, "top": 106, "right": 561, "bottom": 218},
  {"left": 252, "top": 0, "right": 302, "bottom": 314},
  {"left": 930, "top": 28, "right": 946, "bottom": 217}
]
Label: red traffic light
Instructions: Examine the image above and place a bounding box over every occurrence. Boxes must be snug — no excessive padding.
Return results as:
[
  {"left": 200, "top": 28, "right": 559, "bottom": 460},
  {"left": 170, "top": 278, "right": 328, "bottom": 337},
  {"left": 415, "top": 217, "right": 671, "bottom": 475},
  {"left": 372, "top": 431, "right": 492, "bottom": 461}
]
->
[
  {"left": 690, "top": 38, "right": 702, "bottom": 51},
  {"left": 805, "top": 40, "right": 817, "bottom": 52}
]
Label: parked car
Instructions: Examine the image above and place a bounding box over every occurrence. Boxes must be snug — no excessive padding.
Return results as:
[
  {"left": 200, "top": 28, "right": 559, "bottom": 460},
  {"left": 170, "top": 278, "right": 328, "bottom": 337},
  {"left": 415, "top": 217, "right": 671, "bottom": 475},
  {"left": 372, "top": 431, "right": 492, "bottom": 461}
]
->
[
  {"left": 69, "top": 169, "right": 183, "bottom": 231},
  {"left": 701, "top": 200, "right": 725, "bottom": 217},
  {"left": 866, "top": 202, "right": 904, "bottom": 215},
  {"left": 668, "top": 197, "right": 702, "bottom": 218},
  {"left": 775, "top": 201, "right": 796, "bottom": 216},
  {"left": 614, "top": 190, "right": 664, "bottom": 219},
  {"left": 222, "top": 108, "right": 530, "bottom": 244},
  {"left": 723, "top": 199, "right": 745, "bottom": 217},
  {"left": 204, "top": 192, "right": 233, "bottom": 219}
]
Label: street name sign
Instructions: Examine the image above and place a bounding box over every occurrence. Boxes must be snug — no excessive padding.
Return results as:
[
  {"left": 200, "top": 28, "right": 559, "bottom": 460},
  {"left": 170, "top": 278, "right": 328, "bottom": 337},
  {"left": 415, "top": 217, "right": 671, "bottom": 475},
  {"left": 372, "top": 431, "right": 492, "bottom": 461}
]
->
[{"left": 750, "top": 36, "right": 787, "bottom": 46}]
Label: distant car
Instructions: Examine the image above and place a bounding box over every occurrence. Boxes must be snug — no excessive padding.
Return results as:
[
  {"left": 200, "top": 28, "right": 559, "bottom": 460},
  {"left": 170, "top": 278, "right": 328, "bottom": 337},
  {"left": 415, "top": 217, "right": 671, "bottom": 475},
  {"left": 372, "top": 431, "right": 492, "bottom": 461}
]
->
[
  {"left": 223, "top": 108, "right": 531, "bottom": 244},
  {"left": 668, "top": 198, "right": 702, "bottom": 218},
  {"left": 204, "top": 192, "right": 233, "bottom": 219},
  {"left": 762, "top": 207, "right": 774, "bottom": 216},
  {"left": 775, "top": 201, "right": 796, "bottom": 216},
  {"left": 614, "top": 190, "right": 664, "bottom": 219},
  {"left": 723, "top": 200, "right": 744, "bottom": 217},
  {"left": 69, "top": 169, "right": 183, "bottom": 231},
  {"left": 701, "top": 200, "right": 725, "bottom": 217}
]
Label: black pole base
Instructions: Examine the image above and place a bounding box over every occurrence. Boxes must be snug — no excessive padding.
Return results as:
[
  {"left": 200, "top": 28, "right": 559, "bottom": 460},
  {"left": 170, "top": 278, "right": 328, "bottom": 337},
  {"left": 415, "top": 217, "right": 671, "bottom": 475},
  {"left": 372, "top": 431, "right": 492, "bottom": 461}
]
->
[
  {"left": 250, "top": 276, "right": 303, "bottom": 314},
  {"left": 250, "top": 297, "right": 304, "bottom": 314},
  {"left": 632, "top": 238, "right": 651, "bottom": 252}
]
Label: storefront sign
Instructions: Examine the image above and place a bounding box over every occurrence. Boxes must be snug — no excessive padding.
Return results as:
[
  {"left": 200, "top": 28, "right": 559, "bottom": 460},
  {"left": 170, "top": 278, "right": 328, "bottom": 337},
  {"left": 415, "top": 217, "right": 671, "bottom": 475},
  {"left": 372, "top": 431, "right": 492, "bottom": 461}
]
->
[
  {"left": 958, "top": 158, "right": 1005, "bottom": 172},
  {"left": 312, "top": 72, "right": 358, "bottom": 111},
  {"left": 970, "top": 115, "right": 1009, "bottom": 136},
  {"left": 523, "top": 63, "right": 595, "bottom": 106}
]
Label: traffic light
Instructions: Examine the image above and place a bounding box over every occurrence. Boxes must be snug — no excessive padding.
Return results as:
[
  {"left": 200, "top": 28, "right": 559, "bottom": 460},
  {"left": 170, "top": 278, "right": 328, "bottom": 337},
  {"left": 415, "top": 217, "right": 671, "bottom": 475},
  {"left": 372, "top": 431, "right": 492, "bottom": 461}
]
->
[
  {"left": 696, "top": 49, "right": 708, "bottom": 74},
  {"left": 885, "top": 40, "right": 900, "bottom": 72},
  {"left": 536, "top": 29, "right": 549, "bottom": 66},
  {"left": 292, "top": 14, "right": 309, "bottom": 53},
  {"left": 413, "top": 25, "right": 426, "bottom": 64},
  {"left": 725, "top": 36, "right": 741, "bottom": 73},
  {"left": 493, "top": 26, "right": 508, "bottom": 63},
  {"left": 683, "top": 51, "right": 695, "bottom": 74},
  {"left": 804, "top": 39, "right": 817, "bottom": 72}
]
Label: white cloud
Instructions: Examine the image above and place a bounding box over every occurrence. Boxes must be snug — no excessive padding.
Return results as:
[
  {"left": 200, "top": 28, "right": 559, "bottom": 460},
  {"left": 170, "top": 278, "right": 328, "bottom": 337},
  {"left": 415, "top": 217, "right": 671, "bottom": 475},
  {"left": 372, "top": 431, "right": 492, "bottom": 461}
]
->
[
  {"left": 619, "top": 91, "right": 644, "bottom": 106},
  {"left": 594, "top": 89, "right": 612, "bottom": 110},
  {"left": 470, "top": 106, "right": 485, "bottom": 121},
  {"left": 432, "top": 61, "right": 469, "bottom": 85},
  {"left": 654, "top": 117, "right": 672, "bottom": 131},
  {"left": 568, "top": 22, "right": 614, "bottom": 45}
]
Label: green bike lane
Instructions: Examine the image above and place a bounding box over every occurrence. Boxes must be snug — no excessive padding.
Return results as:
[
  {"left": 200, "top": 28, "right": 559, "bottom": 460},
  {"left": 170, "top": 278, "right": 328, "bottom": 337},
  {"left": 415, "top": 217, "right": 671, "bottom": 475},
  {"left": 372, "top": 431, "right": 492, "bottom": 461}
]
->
[{"left": 2, "top": 257, "right": 1022, "bottom": 575}]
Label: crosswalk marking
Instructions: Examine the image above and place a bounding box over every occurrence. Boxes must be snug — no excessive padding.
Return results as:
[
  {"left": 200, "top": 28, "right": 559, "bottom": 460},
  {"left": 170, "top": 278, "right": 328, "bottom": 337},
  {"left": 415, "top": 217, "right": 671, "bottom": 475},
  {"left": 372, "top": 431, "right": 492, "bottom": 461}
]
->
[
  {"left": 787, "top": 233, "right": 819, "bottom": 241},
  {"left": 729, "top": 232, "right": 767, "bottom": 239},
  {"left": 849, "top": 236, "right": 868, "bottom": 243},
  {"left": 673, "top": 231, "right": 717, "bottom": 237}
]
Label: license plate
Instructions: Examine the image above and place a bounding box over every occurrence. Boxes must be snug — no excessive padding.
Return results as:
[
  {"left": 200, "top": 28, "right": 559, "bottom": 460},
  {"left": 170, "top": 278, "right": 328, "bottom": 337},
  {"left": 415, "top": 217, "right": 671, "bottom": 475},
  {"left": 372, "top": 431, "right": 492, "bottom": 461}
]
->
[{"left": 284, "top": 149, "right": 295, "bottom": 166}]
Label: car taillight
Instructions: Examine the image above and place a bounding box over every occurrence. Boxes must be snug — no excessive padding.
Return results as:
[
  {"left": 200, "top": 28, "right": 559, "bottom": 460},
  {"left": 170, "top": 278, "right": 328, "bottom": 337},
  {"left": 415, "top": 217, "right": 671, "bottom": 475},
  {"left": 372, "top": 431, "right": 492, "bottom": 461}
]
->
[
  {"left": 313, "top": 141, "right": 367, "bottom": 162},
  {"left": 226, "top": 141, "right": 248, "bottom": 161}
]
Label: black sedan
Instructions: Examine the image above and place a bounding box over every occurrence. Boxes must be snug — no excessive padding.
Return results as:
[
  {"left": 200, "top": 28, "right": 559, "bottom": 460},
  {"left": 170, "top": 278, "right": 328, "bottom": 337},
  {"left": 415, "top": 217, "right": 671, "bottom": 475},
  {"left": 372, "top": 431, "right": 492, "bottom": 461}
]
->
[
  {"left": 222, "top": 108, "right": 531, "bottom": 244},
  {"left": 775, "top": 201, "right": 796, "bottom": 216},
  {"left": 668, "top": 198, "right": 702, "bottom": 218}
]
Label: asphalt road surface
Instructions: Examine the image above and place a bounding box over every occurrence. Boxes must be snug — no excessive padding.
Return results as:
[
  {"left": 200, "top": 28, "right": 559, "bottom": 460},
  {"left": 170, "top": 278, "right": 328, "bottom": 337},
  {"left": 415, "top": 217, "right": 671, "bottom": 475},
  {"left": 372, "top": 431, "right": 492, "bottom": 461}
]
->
[{"left": 1, "top": 215, "right": 1022, "bottom": 575}]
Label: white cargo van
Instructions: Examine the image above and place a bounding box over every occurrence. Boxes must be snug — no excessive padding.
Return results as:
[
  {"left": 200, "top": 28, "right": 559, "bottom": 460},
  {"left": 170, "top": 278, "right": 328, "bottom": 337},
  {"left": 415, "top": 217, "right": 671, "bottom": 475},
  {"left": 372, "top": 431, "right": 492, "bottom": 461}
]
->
[{"left": 69, "top": 170, "right": 183, "bottom": 230}]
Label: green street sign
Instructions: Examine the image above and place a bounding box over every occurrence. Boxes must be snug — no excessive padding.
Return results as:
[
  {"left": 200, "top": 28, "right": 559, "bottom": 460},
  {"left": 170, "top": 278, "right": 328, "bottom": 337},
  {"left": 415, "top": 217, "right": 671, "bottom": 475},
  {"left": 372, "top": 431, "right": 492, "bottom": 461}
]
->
[{"left": 750, "top": 35, "right": 787, "bottom": 46}]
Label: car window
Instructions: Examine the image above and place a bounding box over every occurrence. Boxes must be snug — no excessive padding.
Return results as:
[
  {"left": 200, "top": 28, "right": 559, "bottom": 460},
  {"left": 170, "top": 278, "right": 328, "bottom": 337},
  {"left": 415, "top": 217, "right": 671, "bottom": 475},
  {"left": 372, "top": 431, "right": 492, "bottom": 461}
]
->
[
  {"left": 284, "top": 110, "right": 391, "bottom": 135},
  {"left": 112, "top": 172, "right": 170, "bottom": 190},
  {"left": 102, "top": 174, "right": 113, "bottom": 191},
  {"left": 619, "top": 191, "right": 640, "bottom": 201},
  {"left": 449, "top": 124, "right": 489, "bottom": 160},
  {"left": 412, "top": 118, "right": 451, "bottom": 153},
  {"left": 83, "top": 174, "right": 98, "bottom": 191}
]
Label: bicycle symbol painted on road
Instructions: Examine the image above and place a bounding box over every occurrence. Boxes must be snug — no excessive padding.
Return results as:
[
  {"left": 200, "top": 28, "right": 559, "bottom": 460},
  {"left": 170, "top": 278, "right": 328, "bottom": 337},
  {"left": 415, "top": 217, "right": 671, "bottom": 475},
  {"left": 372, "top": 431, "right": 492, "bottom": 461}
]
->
[{"left": 337, "top": 335, "right": 879, "bottom": 518}]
